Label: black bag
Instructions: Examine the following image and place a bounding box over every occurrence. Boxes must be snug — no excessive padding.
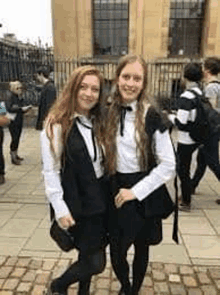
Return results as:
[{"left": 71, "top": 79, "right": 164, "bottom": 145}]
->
[
  {"left": 140, "top": 184, "right": 175, "bottom": 219},
  {"left": 50, "top": 219, "right": 76, "bottom": 252},
  {"left": 189, "top": 89, "right": 220, "bottom": 143}
]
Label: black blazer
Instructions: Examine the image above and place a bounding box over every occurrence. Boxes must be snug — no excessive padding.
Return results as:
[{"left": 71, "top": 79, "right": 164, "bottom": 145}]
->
[{"left": 61, "top": 122, "right": 107, "bottom": 219}]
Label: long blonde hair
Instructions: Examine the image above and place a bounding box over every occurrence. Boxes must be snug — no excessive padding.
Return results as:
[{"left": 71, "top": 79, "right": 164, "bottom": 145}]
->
[
  {"left": 45, "top": 66, "right": 104, "bottom": 149},
  {"left": 104, "top": 54, "right": 151, "bottom": 175}
]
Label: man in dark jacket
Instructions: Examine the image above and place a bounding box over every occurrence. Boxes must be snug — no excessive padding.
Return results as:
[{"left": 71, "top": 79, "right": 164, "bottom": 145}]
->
[{"left": 35, "top": 66, "right": 57, "bottom": 130}]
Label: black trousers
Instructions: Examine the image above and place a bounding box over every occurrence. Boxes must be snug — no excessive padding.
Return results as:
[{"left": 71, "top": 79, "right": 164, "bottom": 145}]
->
[
  {"left": 54, "top": 248, "right": 106, "bottom": 293},
  {"left": 9, "top": 114, "right": 23, "bottom": 152},
  {"left": 191, "top": 133, "right": 220, "bottom": 189},
  {"left": 0, "top": 127, "right": 5, "bottom": 175},
  {"left": 177, "top": 142, "right": 200, "bottom": 205}
]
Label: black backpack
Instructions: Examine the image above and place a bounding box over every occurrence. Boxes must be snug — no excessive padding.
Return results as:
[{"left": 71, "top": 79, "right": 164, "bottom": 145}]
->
[{"left": 188, "top": 89, "right": 220, "bottom": 143}]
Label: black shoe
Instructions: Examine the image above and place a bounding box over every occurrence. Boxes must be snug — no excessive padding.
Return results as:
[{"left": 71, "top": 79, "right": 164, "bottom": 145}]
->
[
  {"left": 0, "top": 175, "right": 5, "bottom": 185},
  {"left": 16, "top": 155, "right": 24, "bottom": 161},
  {"left": 179, "top": 203, "right": 191, "bottom": 212},
  {"left": 179, "top": 202, "right": 191, "bottom": 212},
  {"left": 11, "top": 158, "right": 21, "bottom": 165},
  {"left": 47, "top": 280, "right": 67, "bottom": 295},
  {"left": 215, "top": 199, "right": 220, "bottom": 205}
]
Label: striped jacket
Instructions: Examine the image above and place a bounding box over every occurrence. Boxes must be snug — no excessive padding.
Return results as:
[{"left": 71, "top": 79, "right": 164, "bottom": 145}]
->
[{"left": 170, "top": 83, "right": 203, "bottom": 145}]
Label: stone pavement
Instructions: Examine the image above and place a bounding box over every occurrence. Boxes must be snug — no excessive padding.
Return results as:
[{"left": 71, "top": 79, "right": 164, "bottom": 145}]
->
[{"left": 0, "top": 127, "right": 219, "bottom": 295}]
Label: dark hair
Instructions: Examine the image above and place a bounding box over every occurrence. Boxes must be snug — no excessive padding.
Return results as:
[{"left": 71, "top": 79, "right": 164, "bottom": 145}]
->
[
  {"left": 36, "top": 66, "right": 50, "bottom": 78},
  {"left": 183, "top": 63, "right": 203, "bottom": 82},
  {"left": 204, "top": 57, "right": 220, "bottom": 76}
]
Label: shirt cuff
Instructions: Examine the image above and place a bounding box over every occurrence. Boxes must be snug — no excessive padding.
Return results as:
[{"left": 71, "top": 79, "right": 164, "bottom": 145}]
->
[{"left": 50, "top": 196, "right": 71, "bottom": 220}]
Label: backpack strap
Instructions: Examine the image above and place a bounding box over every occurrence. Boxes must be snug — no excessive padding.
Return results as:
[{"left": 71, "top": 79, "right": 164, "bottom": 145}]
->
[{"left": 208, "top": 81, "right": 220, "bottom": 85}]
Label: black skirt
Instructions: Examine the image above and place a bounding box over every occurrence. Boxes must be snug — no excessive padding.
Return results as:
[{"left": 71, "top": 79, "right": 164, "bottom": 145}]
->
[{"left": 108, "top": 172, "right": 162, "bottom": 246}]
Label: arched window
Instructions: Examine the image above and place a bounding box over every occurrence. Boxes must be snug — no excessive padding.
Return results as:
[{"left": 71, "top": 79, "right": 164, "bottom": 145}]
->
[
  {"left": 93, "top": 0, "right": 129, "bottom": 56},
  {"left": 168, "top": 0, "right": 206, "bottom": 57}
]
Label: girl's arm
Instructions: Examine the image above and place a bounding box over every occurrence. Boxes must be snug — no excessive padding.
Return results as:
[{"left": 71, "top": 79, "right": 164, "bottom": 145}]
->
[
  {"left": 40, "top": 124, "right": 75, "bottom": 228},
  {"left": 115, "top": 130, "right": 176, "bottom": 208}
]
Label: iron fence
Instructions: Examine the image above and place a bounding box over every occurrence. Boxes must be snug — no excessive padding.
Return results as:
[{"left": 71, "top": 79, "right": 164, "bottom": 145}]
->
[{"left": 0, "top": 43, "right": 202, "bottom": 109}]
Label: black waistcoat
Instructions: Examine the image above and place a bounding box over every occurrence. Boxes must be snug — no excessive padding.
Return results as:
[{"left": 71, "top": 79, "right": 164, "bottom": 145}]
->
[{"left": 61, "top": 122, "right": 107, "bottom": 219}]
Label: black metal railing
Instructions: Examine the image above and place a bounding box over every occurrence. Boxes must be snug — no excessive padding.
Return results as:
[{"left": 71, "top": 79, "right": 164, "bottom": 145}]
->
[{"left": 0, "top": 44, "right": 202, "bottom": 109}]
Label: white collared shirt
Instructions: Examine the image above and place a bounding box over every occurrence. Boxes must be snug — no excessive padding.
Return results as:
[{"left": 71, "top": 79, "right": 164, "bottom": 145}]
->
[
  {"left": 116, "top": 102, "right": 176, "bottom": 201},
  {"left": 41, "top": 117, "right": 104, "bottom": 220}
]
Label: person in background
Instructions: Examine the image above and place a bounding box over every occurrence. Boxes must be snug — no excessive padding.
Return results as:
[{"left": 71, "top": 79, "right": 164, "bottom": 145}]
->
[
  {"left": 41, "top": 66, "right": 109, "bottom": 295},
  {"left": 168, "top": 63, "right": 204, "bottom": 212},
  {"left": 104, "top": 54, "right": 176, "bottom": 295},
  {"left": 5, "top": 81, "right": 32, "bottom": 165},
  {"left": 0, "top": 101, "right": 11, "bottom": 184},
  {"left": 35, "top": 66, "right": 57, "bottom": 130},
  {"left": 191, "top": 57, "right": 220, "bottom": 204}
]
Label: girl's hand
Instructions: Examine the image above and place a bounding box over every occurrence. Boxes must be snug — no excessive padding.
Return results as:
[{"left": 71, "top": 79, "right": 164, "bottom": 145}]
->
[
  {"left": 58, "top": 214, "right": 75, "bottom": 229},
  {"left": 115, "top": 188, "right": 136, "bottom": 208}
]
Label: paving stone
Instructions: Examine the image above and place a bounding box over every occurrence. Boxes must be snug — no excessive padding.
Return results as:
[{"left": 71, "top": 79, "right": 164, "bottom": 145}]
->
[
  {"left": 193, "top": 266, "right": 208, "bottom": 273},
  {"left": 0, "top": 292, "right": 13, "bottom": 295},
  {"left": 96, "top": 277, "right": 110, "bottom": 289},
  {"left": 31, "top": 284, "right": 46, "bottom": 295},
  {"left": 10, "top": 267, "right": 26, "bottom": 278},
  {"left": 96, "top": 290, "right": 109, "bottom": 295},
  {"left": 215, "top": 279, "right": 220, "bottom": 289},
  {"left": 188, "top": 288, "right": 202, "bottom": 295},
  {"left": 0, "top": 279, "right": 5, "bottom": 288},
  {"left": 180, "top": 265, "right": 194, "bottom": 275},
  {"left": 183, "top": 276, "right": 198, "bottom": 287},
  {"left": 197, "top": 272, "right": 211, "bottom": 284},
  {"left": 164, "top": 264, "right": 179, "bottom": 274},
  {"left": 140, "top": 287, "right": 154, "bottom": 295},
  {"left": 17, "top": 257, "right": 31, "bottom": 267},
  {"left": 201, "top": 285, "right": 217, "bottom": 295},
  {"left": 29, "top": 259, "right": 43, "bottom": 270},
  {"left": 170, "top": 283, "right": 186, "bottom": 295},
  {"left": 0, "top": 257, "right": 7, "bottom": 266},
  {"left": 169, "top": 274, "right": 181, "bottom": 283},
  {"left": 142, "top": 275, "right": 153, "bottom": 287},
  {"left": 209, "top": 268, "right": 220, "bottom": 279},
  {"left": 154, "top": 281, "right": 169, "bottom": 293},
  {"left": 16, "top": 282, "right": 32, "bottom": 292},
  {"left": 152, "top": 270, "right": 166, "bottom": 281},
  {"left": 35, "top": 272, "right": 50, "bottom": 284},
  {"left": 42, "top": 259, "right": 57, "bottom": 271},
  {"left": 22, "top": 270, "right": 37, "bottom": 282},
  {"left": 5, "top": 257, "right": 18, "bottom": 267},
  {"left": 0, "top": 267, "right": 13, "bottom": 279},
  {"left": 110, "top": 280, "right": 120, "bottom": 291},
  {"left": 2, "top": 278, "right": 19, "bottom": 290},
  {"left": 151, "top": 262, "right": 164, "bottom": 270}
]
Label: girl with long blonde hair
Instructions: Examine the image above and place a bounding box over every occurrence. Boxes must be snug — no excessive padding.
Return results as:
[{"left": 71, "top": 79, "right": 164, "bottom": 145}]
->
[
  {"left": 41, "top": 66, "right": 109, "bottom": 295},
  {"left": 104, "top": 55, "right": 176, "bottom": 295}
]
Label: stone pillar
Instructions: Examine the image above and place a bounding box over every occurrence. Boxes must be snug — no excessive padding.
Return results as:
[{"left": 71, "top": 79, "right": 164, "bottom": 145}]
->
[
  {"left": 51, "top": 0, "right": 92, "bottom": 58},
  {"left": 129, "top": 0, "right": 171, "bottom": 59},
  {"left": 203, "top": 0, "right": 220, "bottom": 56}
]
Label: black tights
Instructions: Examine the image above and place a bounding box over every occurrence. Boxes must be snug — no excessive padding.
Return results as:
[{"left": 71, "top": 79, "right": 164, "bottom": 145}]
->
[
  {"left": 54, "top": 249, "right": 106, "bottom": 294},
  {"left": 110, "top": 237, "right": 149, "bottom": 294}
]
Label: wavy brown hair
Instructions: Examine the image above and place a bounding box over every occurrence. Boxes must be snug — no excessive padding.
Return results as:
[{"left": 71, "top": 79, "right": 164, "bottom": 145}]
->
[
  {"left": 45, "top": 66, "right": 104, "bottom": 149},
  {"left": 104, "top": 54, "right": 151, "bottom": 175}
]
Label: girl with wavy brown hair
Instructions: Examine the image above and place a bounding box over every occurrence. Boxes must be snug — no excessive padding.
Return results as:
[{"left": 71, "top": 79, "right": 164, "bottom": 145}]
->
[
  {"left": 41, "top": 66, "right": 109, "bottom": 295},
  {"left": 104, "top": 55, "right": 176, "bottom": 295}
]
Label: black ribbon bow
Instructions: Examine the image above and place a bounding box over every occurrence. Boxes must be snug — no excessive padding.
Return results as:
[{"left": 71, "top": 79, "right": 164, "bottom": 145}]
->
[
  {"left": 76, "top": 117, "right": 97, "bottom": 162},
  {"left": 120, "top": 106, "right": 132, "bottom": 136}
]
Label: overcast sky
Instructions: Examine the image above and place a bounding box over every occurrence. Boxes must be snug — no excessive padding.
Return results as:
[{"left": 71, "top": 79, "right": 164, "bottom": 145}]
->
[{"left": 1, "top": 0, "right": 53, "bottom": 46}]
